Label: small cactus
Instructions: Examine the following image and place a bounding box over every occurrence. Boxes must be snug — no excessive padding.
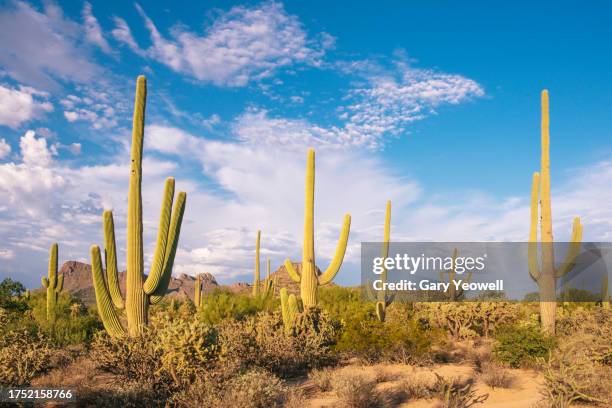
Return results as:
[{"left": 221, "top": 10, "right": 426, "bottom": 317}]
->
[
  {"left": 41, "top": 243, "right": 63, "bottom": 321},
  {"left": 602, "top": 274, "right": 609, "bottom": 309},
  {"left": 252, "top": 230, "right": 261, "bottom": 297},
  {"left": 439, "top": 248, "right": 472, "bottom": 301},
  {"left": 284, "top": 149, "right": 351, "bottom": 308},
  {"left": 280, "top": 287, "right": 302, "bottom": 332},
  {"left": 194, "top": 275, "right": 203, "bottom": 309}
]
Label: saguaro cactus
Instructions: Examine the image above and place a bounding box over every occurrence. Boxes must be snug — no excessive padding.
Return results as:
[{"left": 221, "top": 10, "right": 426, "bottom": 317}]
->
[
  {"left": 90, "top": 76, "right": 187, "bottom": 337},
  {"left": 194, "top": 275, "right": 203, "bottom": 309},
  {"left": 42, "top": 243, "right": 63, "bottom": 321},
  {"left": 601, "top": 274, "right": 609, "bottom": 309},
  {"left": 284, "top": 149, "right": 351, "bottom": 308},
  {"left": 262, "top": 258, "right": 274, "bottom": 299},
  {"left": 439, "top": 248, "right": 472, "bottom": 301},
  {"left": 376, "top": 200, "right": 393, "bottom": 321},
  {"left": 528, "top": 90, "right": 583, "bottom": 335},
  {"left": 252, "top": 230, "right": 261, "bottom": 297}
]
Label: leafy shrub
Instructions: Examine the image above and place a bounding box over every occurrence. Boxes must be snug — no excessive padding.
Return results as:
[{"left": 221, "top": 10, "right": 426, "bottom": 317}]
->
[
  {"left": 198, "top": 289, "right": 275, "bottom": 325},
  {"left": 334, "top": 305, "right": 439, "bottom": 364},
  {"left": 219, "top": 309, "right": 339, "bottom": 377},
  {"left": 492, "top": 323, "right": 555, "bottom": 368},
  {"left": 0, "top": 309, "right": 53, "bottom": 386},
  {"left": 0, "top": 278, "right": 28, "bottom": 312}
]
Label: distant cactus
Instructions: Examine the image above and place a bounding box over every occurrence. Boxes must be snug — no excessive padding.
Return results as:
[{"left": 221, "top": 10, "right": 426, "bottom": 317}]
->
[
  {"left": 90, "top": 76, "right": 187, "bottom": 337},
  {"left": 70, "top": 303, "right": 81, "bottom": 319},
  {"left": 439, "top": 248, "right": 472, "bottom": 301},
  {"left": 41, "top": 243, "right": 63, "bottom": 321},
  {"left": 602, "top": 274, "right": 609, "bottom": 309},
  {"left": 194, "top": 275, "right": 203, "bottom": 309},
  {"left": 529, "top": 90, "right": 583, "bottom": 335},
  {"left": 376, "top": 200, "right": 393, "bottom": 321},
  {"left": 284, "top": 149, "right": 351, "bottom": 308},
  {"left": 24, "top": 290, "right": 30, "bottom": 300},
  {"left": 261, "top": 258, "right": 274, "bottom": 300},
  {"left": 280, "top": 287, "right": 302, "bottom": 332},
  {"left": 252, "top": 230, "right": 261, "bottom": 297}
]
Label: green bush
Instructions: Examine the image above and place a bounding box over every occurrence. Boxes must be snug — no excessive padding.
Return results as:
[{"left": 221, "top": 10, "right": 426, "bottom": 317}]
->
[
  {"left": 198, "top": 289, "right": 275, "bottom": 325},
  {"left": 492, "top": 323, "right": 556, "bottom": 368},
  {"left": 0, "top": 278, "right": 28, "bottom": 312},
  {"left": 334, "top": 304, "right": 440, "bottom": 364}
]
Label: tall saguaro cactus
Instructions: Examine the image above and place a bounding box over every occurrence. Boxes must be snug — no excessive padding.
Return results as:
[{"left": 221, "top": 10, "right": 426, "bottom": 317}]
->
[
  {"left": 280, "top": 287, "right": 302, "bottom": 332},
  {"left": 41, "top": 243, "right": 63, "bottom": 321},
  {"left": 252, "top": 230, "right": 261, "bottom": 297},
  {"left": 90, "top": 76, "right": 187, "bottom": 337},
  {"left": 528, "top": 90, "right": 583, "bottom": 335},
  {"left": 376, "top": 200, "right": 393, "bottom": 321},
  {"left": 284, "top": 149, "right": 351, "bottom": 308},
  {"left": 439, "top": 248, "right": 472, "bottom": 301}
]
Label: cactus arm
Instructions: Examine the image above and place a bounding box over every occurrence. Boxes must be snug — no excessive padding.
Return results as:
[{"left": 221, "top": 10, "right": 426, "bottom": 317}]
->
[
  {"left": 528, "top": 172, "right": 541, "bottom": 281},
  {"left": 91, "top": 245, "right": 126, "bottom": 337},
  {"left": 144, "top": 178, "right": 175, "bottom": 294},
  {"left": 42, "top": 277, "right": 49, "bottom": 288},
  {"left": 252, "top": 230, "right": 261, "bottom": 297},
  {"left": 56, "top": 274, "right": 64, "bottom": 292},
  {"left": 280, "top": 288, "right": 291, "bottom": 329},
  {"left": 103, "top": 211, "right": 124, "bottom": 309},
  {"left": 318, "top": 214, "right": 351, "bottom": 285},
  {"left": 376, "top": 302, "right": 385, "bottom": 322},
  {"left": 284, "top": 259, "right": 301, "bottom": 283},
  {"left": 151, "top": 191, "right": 187, "bottom": 297},
  {"left": 556, "top": 217, "right": 583, "bottom": 278}
]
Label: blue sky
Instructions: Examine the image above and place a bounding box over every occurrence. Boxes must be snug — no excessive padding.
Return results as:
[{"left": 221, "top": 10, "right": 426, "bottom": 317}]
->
[{"left": 1, "top": 0, "right": 611, "bottom": 288}]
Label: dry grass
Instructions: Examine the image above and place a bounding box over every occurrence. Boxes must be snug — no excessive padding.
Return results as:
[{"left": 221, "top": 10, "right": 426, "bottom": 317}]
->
[
  {"left": 331, "top": 368, "right": 381, "bottom": 408},
  {"left": 479, "top": 362, "right": 516, "bottom": 389},
  {"left": 309, "top": 367, "right": 334, "bottom": 392}
]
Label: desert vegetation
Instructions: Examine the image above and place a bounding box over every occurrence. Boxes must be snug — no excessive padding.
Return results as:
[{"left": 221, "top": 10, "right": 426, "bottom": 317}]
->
[{"left": 1, "top": 77, "right": 610, "bottom": 408}]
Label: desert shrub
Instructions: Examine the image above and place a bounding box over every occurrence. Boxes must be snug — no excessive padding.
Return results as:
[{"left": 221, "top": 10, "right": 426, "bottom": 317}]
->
[
  {"left": 318, "top": 285, "right": 375, "bottom": 321},
  {"left": 433, "top": 374, "right": 488, "bottom": 408},
  {"left": 479, "top": 362, "right": 515, "bottom": 389},
  {"left": 0, "top": 278, "right": 28, "bottom": 312},
  {"left": 29, "top": 291, "right": 102, "bottom": 345},
  {"left": 394, "top": 375, "right": 435, "bottom": 401},
  {"left": 331, "top": 370, "right": 381, "bottom": 408},
  {"left": 171, "top": 368, "right": 286, "bottom": 408},
  {"left": 492, "top": 323, "right": 555, "bottom": 368},
  {"left": 415, "top": 303, "right": 477, "bottom": 340},
  {"left": 219, "top": 309, "right": 339, "bottom": 377},
  {"left": 0, "top": 313, "right": 53, "bottom": 386},
  {"left": 309, "top": 367, "right": 334, "bottom": 391},
  {"left": 334, "top": 306, "right": 439, "bottom": 364},
  {"left": 198, "top": 289, "right": 274, "bottom": 325}
]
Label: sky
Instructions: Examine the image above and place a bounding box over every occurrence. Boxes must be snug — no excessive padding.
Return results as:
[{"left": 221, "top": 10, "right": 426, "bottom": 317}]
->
[{"left": 0, "top": 0, "right": 611, "bottom": 288}]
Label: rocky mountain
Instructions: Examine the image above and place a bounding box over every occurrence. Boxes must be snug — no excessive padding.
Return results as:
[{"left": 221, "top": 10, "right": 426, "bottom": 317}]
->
[{"left": 54, "top": 261, "right": 325, "bottom": 305}]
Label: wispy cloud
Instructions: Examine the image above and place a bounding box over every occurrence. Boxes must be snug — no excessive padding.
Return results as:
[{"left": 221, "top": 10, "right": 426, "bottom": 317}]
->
[
  {"left": 115, "top": 2, "right": 333, "bottom": 86},
  {"left": 82, "top": 2, "right": 112, "bottom": 54},
  {"left": 0, "top": 84, "right": 53, "bottom": 128}
]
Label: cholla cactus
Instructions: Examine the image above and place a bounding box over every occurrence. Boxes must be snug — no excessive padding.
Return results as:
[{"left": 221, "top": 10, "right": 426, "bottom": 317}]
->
[
  {"left": 90, "top": 76, "right": 187, "bottom": 337},
  {"left": 252, "top": 230, "right": 261, "bottom": 297},
  {"left": 529, "top": 90, "right": 583, "bottom": 335},
  {"left": 280, "top": 287, "right": 302, "bottom": 332},
  {"left": 439, "top": 248, "right": 472, "bottom": 301},
  {"left": 375, "top": 200, "right": 393, "bottom": 321},
  {"left": 194, "top": 275, "right": 203, "bottom": 309},
  {"left": 41, "top": 243, "right": 63, "bottom": 321},
  {"left": 284, "top": 149, "right": 351, "bottom": 308}
]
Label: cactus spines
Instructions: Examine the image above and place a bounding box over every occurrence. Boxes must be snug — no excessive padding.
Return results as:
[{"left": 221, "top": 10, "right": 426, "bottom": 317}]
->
[
  {"left": 376, "top": 200, "right": 393, "bottom": 322},
  {"left": 439, "top": 248, "right": 472, "bottom": 301},
  {"left": 194, "top": 274, "right": 202, "bottom": 309},
  {"left": 280, "top": 287, "right": 302, "bottom": 332},
  {"left": 41, "top": 243, "right": 63, "bottom": 321},
  {"left": 528, "top": 90, "right": 583, "bottom": 335},
  {"left": 284, "top": 148, "right": 351, "bottom": 308},
  {"left": 253, "top": 230, "right": 261, "bottom": 297},
  {"left": 90, "top": 76, "right": 187, "bottom": 337}
]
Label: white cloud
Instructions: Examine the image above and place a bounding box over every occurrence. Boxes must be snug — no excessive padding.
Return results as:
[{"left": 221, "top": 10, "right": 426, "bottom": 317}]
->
[
  {"left": 0, "top": 139, "right": 10, "bottom": 159},
  {"left": 117, "top": 2, "right": 332, "bottom": 86},
  {"left": 0, "top": 1, "right": 100, "bottom": 88},
  {"left": 69, "top": 143, "right": 82, "bottom": 155},
  {"left": 82, "top": 2, "right": 111, "bottom": 54},
  {"left": 64, "top": 111, "right": 79, "bottom": 122},
  {"left": 19, "top": 130, "right": 55, "bottom": 166},
  {"left": 0, "top": 84, "right": 53, "bottom": 128}
]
